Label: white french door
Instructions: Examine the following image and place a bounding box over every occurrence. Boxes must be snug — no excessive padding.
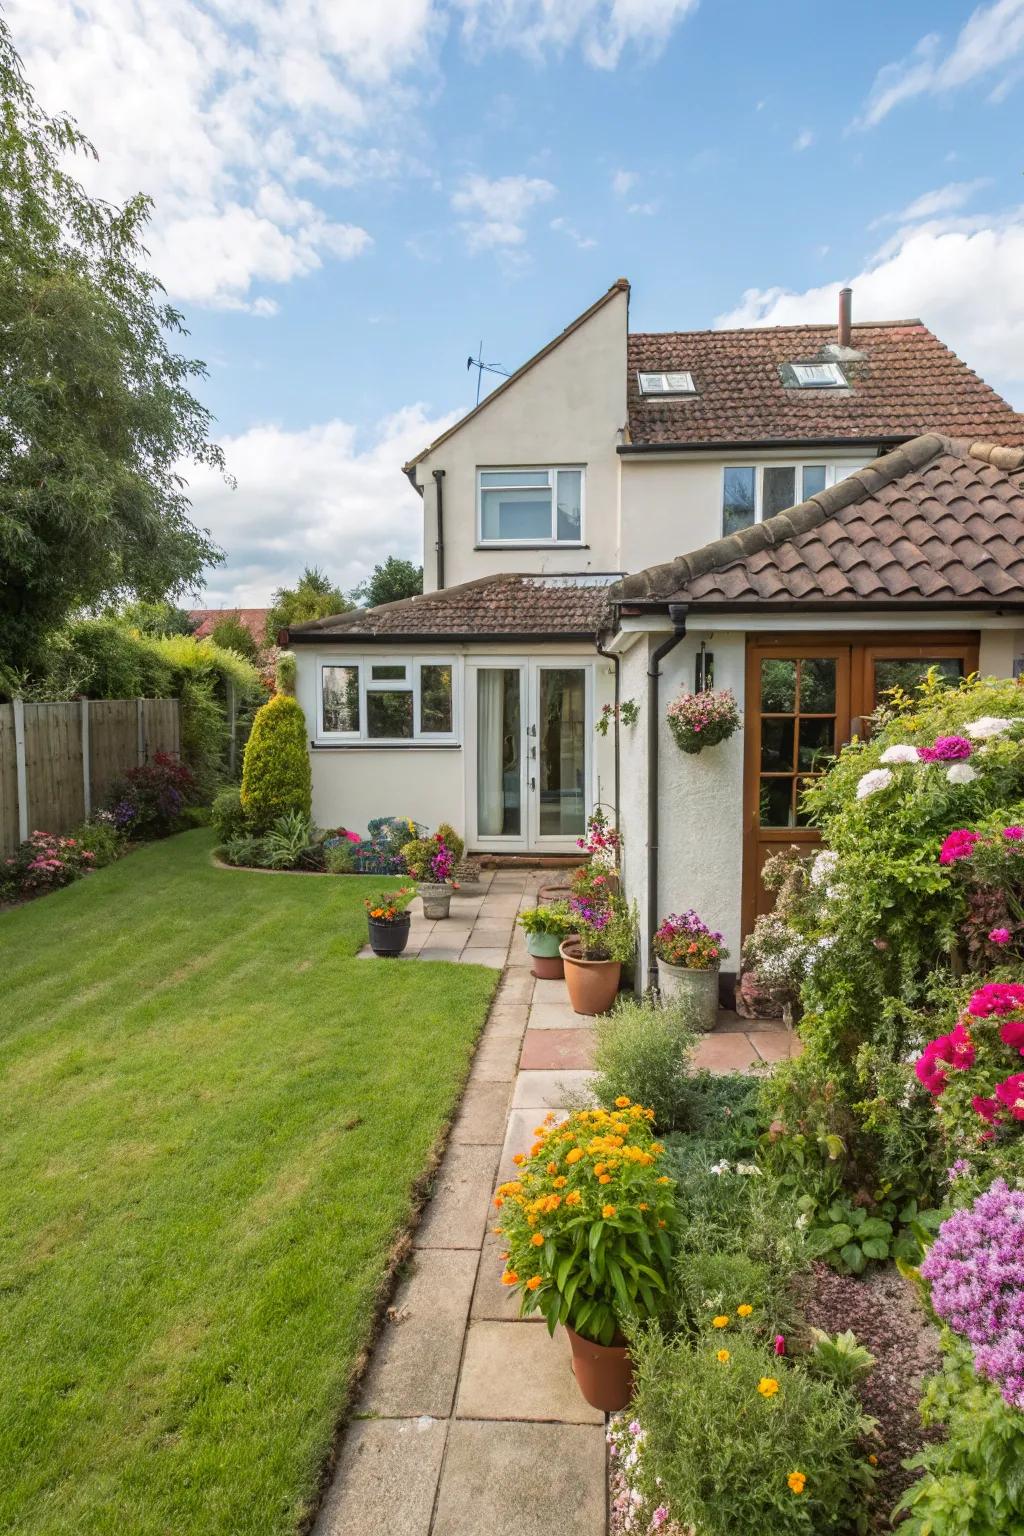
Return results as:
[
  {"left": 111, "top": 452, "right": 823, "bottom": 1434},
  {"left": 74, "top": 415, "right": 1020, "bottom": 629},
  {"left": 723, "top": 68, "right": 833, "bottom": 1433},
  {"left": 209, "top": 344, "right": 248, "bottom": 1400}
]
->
[{"left": 467, "top": 659, "right": 593, "bottom": 853}]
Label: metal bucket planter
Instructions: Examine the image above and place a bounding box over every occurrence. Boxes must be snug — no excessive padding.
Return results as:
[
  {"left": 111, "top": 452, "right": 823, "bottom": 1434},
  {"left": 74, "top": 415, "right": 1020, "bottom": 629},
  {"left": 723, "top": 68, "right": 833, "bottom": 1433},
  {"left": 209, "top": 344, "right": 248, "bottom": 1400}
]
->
[
  {"left": 527, "top": 930, "right": 564, "bottom": 980},
  {"left": 419, "top": 882, "right": 453, "bottom": 920},
  {"left": 367, "top": 914, "right": 411, "bottom": 957},
  {"left": 657, "top": 960, "right": 720, "bottom": 1032}
]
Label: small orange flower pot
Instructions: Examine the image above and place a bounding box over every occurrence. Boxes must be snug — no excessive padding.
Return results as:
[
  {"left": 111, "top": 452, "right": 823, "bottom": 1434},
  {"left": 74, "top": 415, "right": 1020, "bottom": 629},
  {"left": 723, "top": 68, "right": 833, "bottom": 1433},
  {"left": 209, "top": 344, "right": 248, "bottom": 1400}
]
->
[
  {"left": 565, "top": 1326, "right": 633, "bottom": 1412},
  {"left": 560, "top": 939, "right": 621, "bottom": 1015}
]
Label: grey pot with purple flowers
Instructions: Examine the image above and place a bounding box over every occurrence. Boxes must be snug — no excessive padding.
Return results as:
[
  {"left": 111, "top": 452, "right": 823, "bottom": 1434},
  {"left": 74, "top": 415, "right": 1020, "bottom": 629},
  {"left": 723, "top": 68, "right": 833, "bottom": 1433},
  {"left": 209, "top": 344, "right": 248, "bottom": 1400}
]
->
[{"left": 653, "top": 909, "right": 729, "bottom": 1032}]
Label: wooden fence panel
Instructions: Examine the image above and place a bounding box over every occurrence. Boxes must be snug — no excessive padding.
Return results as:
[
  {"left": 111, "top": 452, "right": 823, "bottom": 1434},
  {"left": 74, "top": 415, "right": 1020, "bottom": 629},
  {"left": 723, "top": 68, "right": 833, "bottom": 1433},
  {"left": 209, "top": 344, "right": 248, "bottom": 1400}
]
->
[
  {"left": 88, "top": 700, "right": 139, "bottom": 809},
  {"left": 0, "top": 704, "right": 18, "bottom": 853},
  {"left": 24, "top": 702, "right": 85, "bottom": 836},
  {"left": 141, "top": 698, "right": 180, "bottom": 759}
]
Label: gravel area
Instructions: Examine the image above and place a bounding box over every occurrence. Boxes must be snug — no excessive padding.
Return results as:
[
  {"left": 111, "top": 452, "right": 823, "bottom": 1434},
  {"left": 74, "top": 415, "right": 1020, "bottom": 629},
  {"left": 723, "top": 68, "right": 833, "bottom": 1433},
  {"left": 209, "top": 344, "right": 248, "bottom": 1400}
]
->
[{"left": 801, "top": 1261, "right": 943, "bottom": 1525}]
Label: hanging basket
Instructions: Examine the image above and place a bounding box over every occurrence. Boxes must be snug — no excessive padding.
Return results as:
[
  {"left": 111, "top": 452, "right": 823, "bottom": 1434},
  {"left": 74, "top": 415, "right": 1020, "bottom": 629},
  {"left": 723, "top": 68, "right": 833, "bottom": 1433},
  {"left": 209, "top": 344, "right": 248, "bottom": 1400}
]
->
[{"left": 666, "top": 688, "right": 741, "bottom": 755}]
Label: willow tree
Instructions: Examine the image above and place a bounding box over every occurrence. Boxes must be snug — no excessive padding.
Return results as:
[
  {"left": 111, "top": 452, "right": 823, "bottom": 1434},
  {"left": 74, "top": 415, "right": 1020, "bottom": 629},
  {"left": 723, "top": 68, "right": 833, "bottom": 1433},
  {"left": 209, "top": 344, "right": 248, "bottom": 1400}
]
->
[{"left": 0, "top": 21, "right": 224, "bottom": 673}]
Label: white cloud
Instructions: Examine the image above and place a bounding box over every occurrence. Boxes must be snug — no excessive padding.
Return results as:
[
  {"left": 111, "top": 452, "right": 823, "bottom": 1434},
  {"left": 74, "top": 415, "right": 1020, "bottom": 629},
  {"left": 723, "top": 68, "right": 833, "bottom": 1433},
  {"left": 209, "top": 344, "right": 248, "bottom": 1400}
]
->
[
  {"left": 854, "top": 0, "right": 1024, "bottom": 128},
  {"left": 715, "top": 209, "right": 1024, "bottom": 405},
  {"left": 452, "top": 173, "right": 556, "bottom": 251},
  {"left": 452, "top": 0, "right": 699, "bottom": 70},
  {"left": 612, "top": 168, "right": 638, "bottom": 196},
  {"left": 869, "top": 177, "right": 992, "bottom": 228},
  {"left": 550, "top": 215, "right": 597, "bottom": 249},
  {"left": 792, "top": 128, "right": 814, "bottom": 152},
  {"left": 627, "top": 201, "right": 659, "bottom": 216},
  {"left": 184, "top": 404, "right": 461, "bottom": 607}
]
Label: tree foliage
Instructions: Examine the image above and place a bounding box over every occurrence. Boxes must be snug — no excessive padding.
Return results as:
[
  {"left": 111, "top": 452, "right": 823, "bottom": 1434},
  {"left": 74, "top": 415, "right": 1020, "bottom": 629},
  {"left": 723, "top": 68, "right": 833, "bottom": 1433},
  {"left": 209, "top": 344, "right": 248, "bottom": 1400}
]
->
[
  {"left": 240, "top": 693, "right": 312, "bottom": 831},
  {"left": 351, "top": 555, "right": 422, "bottom": 609},
  {"left": 209, "top": 613, "right": 261, "bottom": 663},
  {"left": 0, "top": 23, "right": 224, "bottom": 670},
  {"left": 265, "top": 566, "right": 352, "bottom": 643}
]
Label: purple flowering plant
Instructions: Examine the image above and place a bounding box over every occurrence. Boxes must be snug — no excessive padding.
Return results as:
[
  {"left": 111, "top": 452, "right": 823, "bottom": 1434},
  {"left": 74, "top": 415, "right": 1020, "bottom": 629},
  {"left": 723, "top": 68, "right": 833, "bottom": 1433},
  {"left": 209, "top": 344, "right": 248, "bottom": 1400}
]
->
[
  {"left": 921, "top": 1179, "right": 1024, "bottom": 1410},
  {"left": 665, "top": 688, "right": 740, "bottom": 756},
  {"left": 653, "top": 909, "right": 729, "bottom": 971},
  {"left": 568, "top": 893, "right": 636, "bottom": 963}
]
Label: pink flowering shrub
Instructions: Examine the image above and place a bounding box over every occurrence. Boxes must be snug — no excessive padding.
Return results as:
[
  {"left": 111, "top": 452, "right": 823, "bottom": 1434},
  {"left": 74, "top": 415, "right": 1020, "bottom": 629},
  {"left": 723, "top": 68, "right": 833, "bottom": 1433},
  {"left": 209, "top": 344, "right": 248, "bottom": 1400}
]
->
[
  {"left": 1, "top": 831, "right": 96, "bottom": 901},
  {"left": 937, "top": 823, "right": 1024, "bottom": 963},
  {"left": 665, "top": 688, "right": 740, "bottom": 755},
  {"left": 920, "top": 1179, "right": 1024, "bottom": 1409},
  {"left": 918, "top": 735, "right": 974, "bottom": 763},
  {"left": 654, "top": 909, "right": 728, "bottom": 970},
  {"left": 576, "top": 807, "right": 622, "bottom": 866}
]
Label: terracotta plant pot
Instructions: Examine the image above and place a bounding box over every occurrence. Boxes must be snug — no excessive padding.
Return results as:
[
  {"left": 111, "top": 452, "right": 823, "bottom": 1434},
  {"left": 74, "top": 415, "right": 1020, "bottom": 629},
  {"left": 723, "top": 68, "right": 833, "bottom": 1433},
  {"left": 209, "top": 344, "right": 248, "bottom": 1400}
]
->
[
  {"left": 657, "top": 958, "right": 719, "bottom": 1032},
  {"left": 526, "top": 930, "right": 565, "bottom": 980},
  {"left": 367, "top": 914, "right": 410, "bottom": 957},
  {"left": 565, "top": 1325, "right": 633, "bottom": 1412},
  {"left": 538, "top": 881, "right": 572, "bottom": 904},
  {"left": 560, "top": 939, "right": 621, "bottom": 1016},
  {"left": 419, "top": 882, "right": 452, "bottom": 920}
]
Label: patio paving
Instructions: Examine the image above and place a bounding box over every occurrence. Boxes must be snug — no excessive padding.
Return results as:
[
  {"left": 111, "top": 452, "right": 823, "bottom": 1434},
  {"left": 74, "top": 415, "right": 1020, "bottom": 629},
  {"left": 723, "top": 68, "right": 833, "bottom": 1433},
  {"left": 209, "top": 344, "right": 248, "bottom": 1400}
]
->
[{"left": 318, "top": 872, "right": 800, "bottom": 1536}]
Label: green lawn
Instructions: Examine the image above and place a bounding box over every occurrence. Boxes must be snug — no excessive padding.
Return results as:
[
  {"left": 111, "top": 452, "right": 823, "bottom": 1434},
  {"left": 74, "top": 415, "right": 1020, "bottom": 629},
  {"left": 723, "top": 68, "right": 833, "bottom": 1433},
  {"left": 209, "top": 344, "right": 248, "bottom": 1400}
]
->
[{"left": 0, "top": 833, "right": 498, "bottom": 1536}]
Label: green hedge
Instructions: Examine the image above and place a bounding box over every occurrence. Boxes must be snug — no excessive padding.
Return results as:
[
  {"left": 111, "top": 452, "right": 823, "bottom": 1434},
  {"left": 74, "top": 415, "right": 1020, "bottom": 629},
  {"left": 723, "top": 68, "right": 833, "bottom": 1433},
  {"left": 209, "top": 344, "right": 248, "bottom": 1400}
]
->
[{"left": 240, "top": 694, "right": 312, "bottom": 831}]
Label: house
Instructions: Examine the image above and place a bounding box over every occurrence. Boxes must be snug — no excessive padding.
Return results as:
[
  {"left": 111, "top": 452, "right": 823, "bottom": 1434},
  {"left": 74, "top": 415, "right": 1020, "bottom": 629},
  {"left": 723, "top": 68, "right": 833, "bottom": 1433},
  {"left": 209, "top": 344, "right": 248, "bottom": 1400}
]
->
[{"left": 287, "top": 279, "right": 1024, "bottom": 988}]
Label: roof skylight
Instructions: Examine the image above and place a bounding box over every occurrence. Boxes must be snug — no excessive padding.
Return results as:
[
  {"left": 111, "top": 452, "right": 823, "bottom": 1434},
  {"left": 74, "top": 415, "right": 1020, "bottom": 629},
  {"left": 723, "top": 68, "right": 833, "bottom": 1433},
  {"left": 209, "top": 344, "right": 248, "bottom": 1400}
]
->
[
  {"left": 791, "top": 361, "right": 847, "bottom": 388},
  {"left": 638, "top": 370, "right": 697, "bottom": 396}
]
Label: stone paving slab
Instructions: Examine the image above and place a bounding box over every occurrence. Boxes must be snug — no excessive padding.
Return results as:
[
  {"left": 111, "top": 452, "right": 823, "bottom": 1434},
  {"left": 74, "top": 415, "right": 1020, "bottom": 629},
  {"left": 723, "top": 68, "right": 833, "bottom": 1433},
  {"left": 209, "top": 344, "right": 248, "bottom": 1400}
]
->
[
  {"left": 518, "top": 1029, "right": 597, "bottom": 1072},
  {"left": 466, "top": 923, "right": 514, "bottom": 946},
  {"left": 432, "top": 1421, "right": 607, "bottom": 1536},
  {"left": 480, "top": 895, "right": 524, "bottom": 916},
  {"left": 527, "top": 1001, "right": 592, "bottom": 1030},
  {"left": 749, "top": 1029, "right": 800, "bottom": 1063},
  {"left": 360, "top": 1249, "right": 478, "bottom": 1419},
  {"left": 690, "top": 1031, "right": 765, "bottom": 1074},
  {"left": 416, "top": 1143, "right": 501, "bottom": 1250},
  {"left": 456, "top": 1322, "right": 604, "bottom": 1424},
  {"left": 497, "top": 1106, "right": 547, "bottom": 1180},
  {"left": 312, "top": 1416, "right": 448, "bottom": 1536},
  {"left": 468, "top": 1032, "right": 522, "bottom": 1082},
  {"left": 510, "top": 1069, "right": 595, "bottom": 1110},
  {"left": 456, "top": 947, "right": 507, "bottom": 968},
  {"left": 485, "top": 1005, "right": 530, "bottom": 1038},
  {"left": 417, "top": 947, "right": 465, "bottom": 964},
  {"left": 530, "top": 977, "right": 570, "bottom": 1005},
  {"left": 495, "top": 969, "right": 536, "bottom": 1004},
  {"left": 450, "top": 1080, "right": 512, "bottom": 1146}
]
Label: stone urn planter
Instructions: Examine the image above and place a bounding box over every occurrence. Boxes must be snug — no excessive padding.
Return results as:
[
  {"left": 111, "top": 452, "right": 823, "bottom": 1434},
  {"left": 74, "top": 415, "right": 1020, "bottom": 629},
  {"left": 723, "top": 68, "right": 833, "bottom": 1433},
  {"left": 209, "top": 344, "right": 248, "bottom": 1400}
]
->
[
  {"left": 560, "top": 938, "right": 621, "bottom": 1016},
  {"left": 657, "top": 960, "right": 720, "bottom": 1032},
  {"left": 566, "top": 1326, "right": 633, "bottom": 1412},
  {"left": 367, "top": 913, "right": 411, "bottom": 957},
  {"left": 526, "top": 930, "right": 565, "bottom": 980},
  {"left": 418, "top": 882, "right": 453, "bottom": 920}
]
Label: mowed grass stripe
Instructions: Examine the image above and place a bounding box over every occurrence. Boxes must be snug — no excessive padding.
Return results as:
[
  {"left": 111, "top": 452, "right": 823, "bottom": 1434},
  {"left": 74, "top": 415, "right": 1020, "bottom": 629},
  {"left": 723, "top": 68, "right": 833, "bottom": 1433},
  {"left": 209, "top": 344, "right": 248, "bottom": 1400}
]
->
[{"left": 0, "top": 832, "right": 497, "bottom": 1535}]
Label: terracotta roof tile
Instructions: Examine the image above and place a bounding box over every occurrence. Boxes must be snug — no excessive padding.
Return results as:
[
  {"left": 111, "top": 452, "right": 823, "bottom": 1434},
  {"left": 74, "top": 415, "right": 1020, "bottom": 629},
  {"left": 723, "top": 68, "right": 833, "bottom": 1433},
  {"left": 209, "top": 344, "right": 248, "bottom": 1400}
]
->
[
  {"left": 627, "top": 324, "right": 1024, "bottom": 446},
  {"left": 287, "top": 574, "right": 614, "bottom": 642},
  {"left": 189, "top": 608, "right": 270, "bottom": 644},
  {"left": 613, "top": 436, "right": 1024, "bottom": 610}
]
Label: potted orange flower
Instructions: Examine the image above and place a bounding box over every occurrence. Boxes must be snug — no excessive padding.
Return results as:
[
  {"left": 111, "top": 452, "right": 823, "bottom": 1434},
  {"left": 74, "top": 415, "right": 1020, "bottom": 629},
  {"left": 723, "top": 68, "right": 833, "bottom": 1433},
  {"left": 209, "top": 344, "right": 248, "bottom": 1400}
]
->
[
  {"left": 493, "top": 1099, "right": 676, "bottom": 1411},
  {"left": 364, "top": 886, "right": 416, "bottom": 956}
]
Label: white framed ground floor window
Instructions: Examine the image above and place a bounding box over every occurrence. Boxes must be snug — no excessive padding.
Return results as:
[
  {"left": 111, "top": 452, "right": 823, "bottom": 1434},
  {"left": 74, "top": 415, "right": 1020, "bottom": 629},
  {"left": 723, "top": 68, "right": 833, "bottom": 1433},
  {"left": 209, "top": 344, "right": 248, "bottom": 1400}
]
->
[{"left": 465, "top": 658, "right": 595, "bottom": 854}]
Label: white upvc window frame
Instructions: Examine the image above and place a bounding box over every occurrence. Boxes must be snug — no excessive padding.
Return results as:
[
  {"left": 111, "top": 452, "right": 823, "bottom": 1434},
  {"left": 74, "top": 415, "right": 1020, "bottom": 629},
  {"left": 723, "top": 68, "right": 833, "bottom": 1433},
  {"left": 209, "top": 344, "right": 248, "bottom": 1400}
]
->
[
  {"left": 316, "top": 655, "right": 460, "bottom": 745},
  {"left": 637, "top": 370, "right": 697, "bottom": 396},
  {"left": 721, "top": 460, "right": 871, "bottom": 534},
  {"left": 476, "top": 465, "right": 586, "bottom": 547}
]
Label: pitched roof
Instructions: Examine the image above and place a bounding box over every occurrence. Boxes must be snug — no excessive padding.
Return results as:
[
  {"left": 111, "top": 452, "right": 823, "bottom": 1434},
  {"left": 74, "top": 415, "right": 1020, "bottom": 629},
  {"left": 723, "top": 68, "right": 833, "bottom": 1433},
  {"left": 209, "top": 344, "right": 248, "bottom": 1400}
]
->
[
  {"left": 287, "top": 574, "right": 615, "bottom": 642},
  {"left": 402, "top": 279, "right": 630, "bottom": 474},
  {"left": 189, "top": 608, "right": 270, "bottom": 644},
  {"left": 613, "top": 437, "right": 1024, "bottom": 610},
  {"left": 626, "top": 323, "right": 1024, "bottom": 448}
]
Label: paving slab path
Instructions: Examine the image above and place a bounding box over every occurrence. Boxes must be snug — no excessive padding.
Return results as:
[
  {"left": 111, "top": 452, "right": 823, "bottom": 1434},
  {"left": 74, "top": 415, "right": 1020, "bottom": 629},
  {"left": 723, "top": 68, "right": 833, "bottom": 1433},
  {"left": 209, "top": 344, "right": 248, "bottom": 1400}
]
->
[{"left": 323, "top": 873, "right": 799, "bottom": 1535}]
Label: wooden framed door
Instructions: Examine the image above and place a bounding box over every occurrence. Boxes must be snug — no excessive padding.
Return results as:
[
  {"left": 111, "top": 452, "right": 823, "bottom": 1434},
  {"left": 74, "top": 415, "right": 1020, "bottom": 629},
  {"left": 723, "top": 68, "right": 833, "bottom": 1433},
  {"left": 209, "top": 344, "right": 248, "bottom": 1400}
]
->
[{"left": 741, "top": 633, "right": 979, "bottom": 935}]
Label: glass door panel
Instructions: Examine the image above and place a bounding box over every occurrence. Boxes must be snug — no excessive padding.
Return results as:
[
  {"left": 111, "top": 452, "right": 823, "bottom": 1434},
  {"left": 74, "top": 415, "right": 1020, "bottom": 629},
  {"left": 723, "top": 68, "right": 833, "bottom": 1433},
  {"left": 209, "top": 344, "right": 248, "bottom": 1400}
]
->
[
  {"left": 536, "top": 668, "right": 587, "bottom": 838},
  {"left": 476, "top": 667, "right": 523, "bottom": 838}
]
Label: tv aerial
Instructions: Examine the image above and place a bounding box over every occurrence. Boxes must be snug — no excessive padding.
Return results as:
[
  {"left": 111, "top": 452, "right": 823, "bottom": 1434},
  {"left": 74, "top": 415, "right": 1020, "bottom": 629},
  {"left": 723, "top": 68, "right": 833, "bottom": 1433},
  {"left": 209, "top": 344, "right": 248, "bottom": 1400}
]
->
[{"left": 466, "top": 341, "right": 511, "bottom": 405}]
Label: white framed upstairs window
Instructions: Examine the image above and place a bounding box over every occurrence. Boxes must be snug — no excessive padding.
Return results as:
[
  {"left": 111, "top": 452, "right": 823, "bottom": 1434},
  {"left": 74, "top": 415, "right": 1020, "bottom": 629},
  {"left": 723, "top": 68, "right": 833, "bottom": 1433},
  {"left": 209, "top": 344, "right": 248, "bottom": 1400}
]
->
[
  {"left": 637, "top": 370, "right": 697, "bottom": 396},
  {"left": 722, "top": 461, "right": 870, "bottom": 536},
  {"left": 318, "top": 657, "right": 458, "bottom": 743},
  {"left": 477, "top": 466, "right": 584, "bottom": 545}
]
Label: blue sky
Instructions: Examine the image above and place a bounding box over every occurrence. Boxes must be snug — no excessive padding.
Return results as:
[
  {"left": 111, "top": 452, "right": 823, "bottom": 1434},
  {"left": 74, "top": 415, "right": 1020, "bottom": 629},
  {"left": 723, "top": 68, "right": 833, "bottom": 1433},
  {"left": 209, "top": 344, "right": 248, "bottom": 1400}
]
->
[{"left": 12, "top": 0, "right": 1024, "bottom": 604}]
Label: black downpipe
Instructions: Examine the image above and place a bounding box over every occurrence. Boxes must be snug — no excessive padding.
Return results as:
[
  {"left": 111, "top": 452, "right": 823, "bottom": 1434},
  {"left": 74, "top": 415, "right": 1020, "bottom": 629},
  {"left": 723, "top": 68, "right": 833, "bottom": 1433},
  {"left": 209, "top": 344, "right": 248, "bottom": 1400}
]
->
[
  {"left": 647, "top": 603, "right": 688, "bottom": 980},
  {"left": 594, "top": 636, "right": 620, "bottom": 825},
  {"left": 432, "top": 468, "right": 446, "bottom": 590}
]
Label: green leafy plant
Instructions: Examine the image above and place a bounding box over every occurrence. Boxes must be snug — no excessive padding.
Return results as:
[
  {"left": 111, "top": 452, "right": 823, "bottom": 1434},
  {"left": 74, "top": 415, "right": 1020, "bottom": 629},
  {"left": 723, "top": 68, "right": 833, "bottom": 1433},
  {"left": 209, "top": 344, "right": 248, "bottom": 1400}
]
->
[
  {"left": 323, "top": 842, "right": 356, "bottom": 874},
  {"left": 595, "top": 699, "right": 639, "bottom": 736},
  {"left": 617, "top": 1330, "right": 876, "bottom": 1536},
  {"left": 804, "top": 1196, "right": 895, "bottom": 1275},
  {"left": 569, "top": 895, "right": 637, "bottom": 964},
  {"left": 806, "top": 1329, "right": 876, "bottom": 1386},
  {"left": 72, "top": 818, "right": 124, "bottom": 868},
  {"left": 240, "top": 693, "right": 311, "bottom": 832},
  {"left": 222, "top": 833, "right": 266, "bottom": 868},
  {"left": 364, "top": 886, "right": 416, "bottom": 922},
  {"left": 211, "top": 785, "right": 247, "bottom": 844},
  {"left": 494, "top": 1101, "right": 677, "bottom": 1345},
  {"left": 261, "top": 811, "right": 319, "bottom": 870},
  {"left": 588, "top": 994, "right": 697, "bottom": 1133},
  {"left": 517, "top": 902, "right": 575, "bottom": 938}
]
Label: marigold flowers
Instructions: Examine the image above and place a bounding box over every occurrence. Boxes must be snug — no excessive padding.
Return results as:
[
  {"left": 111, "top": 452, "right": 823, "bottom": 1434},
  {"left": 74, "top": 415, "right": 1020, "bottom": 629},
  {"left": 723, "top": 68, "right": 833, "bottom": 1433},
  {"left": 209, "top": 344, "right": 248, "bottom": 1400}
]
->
[
  {"left": 757, "top": 1377, "right": 780, "bottom": 1398},
  {"left": 716, "top": 1349, "right": 730, "bottom": 1363},
  {"left": 787, "top": 1471, "right": 807, "bottom": 1494},
  {"left": 602, "top": 1204, "right": 616, "bottom": 1219},
  {"left": 712, "top": 1315, "right": 730, "bottom": 1329},
  {"left": 736, "top": 1304, "right": 753, "bottom": 1318}
]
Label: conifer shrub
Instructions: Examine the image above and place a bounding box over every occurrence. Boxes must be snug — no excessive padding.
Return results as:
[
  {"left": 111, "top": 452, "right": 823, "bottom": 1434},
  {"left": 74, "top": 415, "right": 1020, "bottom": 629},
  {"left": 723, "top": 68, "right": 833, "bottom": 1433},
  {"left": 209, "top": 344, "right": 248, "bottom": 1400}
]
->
[{"left": 240, "top": 693, "right": 311, "bottom": 832}]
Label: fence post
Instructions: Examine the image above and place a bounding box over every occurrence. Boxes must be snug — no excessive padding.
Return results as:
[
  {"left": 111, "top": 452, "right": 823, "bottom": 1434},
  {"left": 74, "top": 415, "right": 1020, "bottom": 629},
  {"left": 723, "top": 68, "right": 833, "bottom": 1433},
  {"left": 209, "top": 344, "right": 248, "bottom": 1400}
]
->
[
  {"left": 81, "top": 697, "right": 91, "bottom": 819},
  {"left": 227, "top": 680, "right": 237, "bottom": 776},
  {"left": 13, "top": 697, "right": 28, "bottom": 842},
  {"left": 136, "top": 697, "right": 145, "bottom": 766}
]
